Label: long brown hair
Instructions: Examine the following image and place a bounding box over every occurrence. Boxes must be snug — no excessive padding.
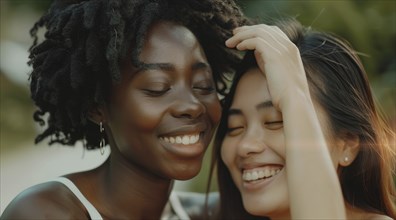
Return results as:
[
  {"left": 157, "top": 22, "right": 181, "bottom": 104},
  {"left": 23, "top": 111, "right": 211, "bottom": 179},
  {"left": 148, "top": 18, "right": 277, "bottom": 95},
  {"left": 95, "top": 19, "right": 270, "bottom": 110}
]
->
[{"left": 210, "top": 19, "right": 396, "bottom": 219}]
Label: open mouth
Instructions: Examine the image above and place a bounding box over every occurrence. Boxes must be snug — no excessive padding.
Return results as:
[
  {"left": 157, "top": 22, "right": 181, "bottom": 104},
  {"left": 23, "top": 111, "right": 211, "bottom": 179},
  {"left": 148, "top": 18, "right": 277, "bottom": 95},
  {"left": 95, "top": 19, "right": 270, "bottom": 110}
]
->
[
  {"left": 159, "top": 132, "right": 205, "bottom": 158},
  {"left": 159, "top": 133, "right": 200, "bottom": 145},
  {"left": 242, "top": 166, "right": 283, "bottom": 182}
]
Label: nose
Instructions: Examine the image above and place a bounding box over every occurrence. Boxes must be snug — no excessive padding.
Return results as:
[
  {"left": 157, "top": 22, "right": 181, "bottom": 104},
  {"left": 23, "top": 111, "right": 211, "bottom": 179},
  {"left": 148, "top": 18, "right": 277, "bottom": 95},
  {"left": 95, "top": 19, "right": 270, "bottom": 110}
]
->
[
  {"left": 238, "top": 126, "right": 266, "bottom": 157},
  {"left": 171, "top": 92, "right": 205, "bottom": 119}
]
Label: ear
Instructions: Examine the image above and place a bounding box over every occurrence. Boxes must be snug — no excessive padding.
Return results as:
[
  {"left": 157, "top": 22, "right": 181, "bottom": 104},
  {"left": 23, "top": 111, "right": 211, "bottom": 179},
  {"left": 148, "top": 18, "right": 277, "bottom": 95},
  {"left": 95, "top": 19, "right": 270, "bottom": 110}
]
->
[
  {"left": 336, "top": 131, "right": 360, "bottom": 167},
  {"left": 87, "top": 105, "right": 107, "bottom": 125}
]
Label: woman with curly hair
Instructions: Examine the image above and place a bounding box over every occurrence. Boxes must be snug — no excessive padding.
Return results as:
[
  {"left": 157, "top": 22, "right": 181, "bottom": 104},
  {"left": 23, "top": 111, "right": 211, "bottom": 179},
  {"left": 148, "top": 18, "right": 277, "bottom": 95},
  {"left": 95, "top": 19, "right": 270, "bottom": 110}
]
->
[
  {"left": 212, "top": 19, "right": 395, "bottom": 219},
  {"left": 1, "top": 0, "right": 248, "bottom": 219}
]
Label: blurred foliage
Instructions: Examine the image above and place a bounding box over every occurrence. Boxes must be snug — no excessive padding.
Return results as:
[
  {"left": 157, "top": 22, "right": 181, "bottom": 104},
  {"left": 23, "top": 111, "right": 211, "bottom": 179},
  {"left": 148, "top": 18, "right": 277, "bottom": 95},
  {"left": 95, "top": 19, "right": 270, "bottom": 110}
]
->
[
  {"left": 237, "top": 0, "right": 396, "bottom": 72},
  {"left": 8, "top": 0, "right": 51, "bottom": 11},
  {"left": 0, "top": 73, "right": 35, "bottom": 148}
]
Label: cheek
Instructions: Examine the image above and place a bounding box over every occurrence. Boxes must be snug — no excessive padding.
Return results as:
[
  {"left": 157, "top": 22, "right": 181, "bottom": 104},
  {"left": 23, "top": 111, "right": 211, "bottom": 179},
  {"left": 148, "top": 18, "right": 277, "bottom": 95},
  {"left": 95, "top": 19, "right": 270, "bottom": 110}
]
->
[
  {"left": 203, "top": 95, "right": 221, "bottom": 125},
  {"left": 265, "top": 131, "right": 286, "bottom": 159},
  {"left": 129, "top": 102, "right": 167, "bottom": 131},
  {"left": 111, "top": 96, "right": 168, "bottom": 133}
]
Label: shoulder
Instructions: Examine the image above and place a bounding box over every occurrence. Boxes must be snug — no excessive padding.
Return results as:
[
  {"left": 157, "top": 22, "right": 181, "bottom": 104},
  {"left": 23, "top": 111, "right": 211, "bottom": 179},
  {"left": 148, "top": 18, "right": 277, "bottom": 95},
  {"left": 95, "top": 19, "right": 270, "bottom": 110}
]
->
[
  {"left": 1, "top": 181, "right": 88, "bottom": 220},
  {"left": 171, "top": 191, "right": 219, "bottom": 220}
]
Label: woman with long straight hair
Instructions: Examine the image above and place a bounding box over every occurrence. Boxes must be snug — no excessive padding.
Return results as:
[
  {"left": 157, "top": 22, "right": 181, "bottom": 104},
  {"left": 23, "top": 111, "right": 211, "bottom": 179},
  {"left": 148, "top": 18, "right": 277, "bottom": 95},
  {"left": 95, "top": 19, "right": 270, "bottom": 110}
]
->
[{"left": 212, "top": 19, "right": 395, "bottom": 219}]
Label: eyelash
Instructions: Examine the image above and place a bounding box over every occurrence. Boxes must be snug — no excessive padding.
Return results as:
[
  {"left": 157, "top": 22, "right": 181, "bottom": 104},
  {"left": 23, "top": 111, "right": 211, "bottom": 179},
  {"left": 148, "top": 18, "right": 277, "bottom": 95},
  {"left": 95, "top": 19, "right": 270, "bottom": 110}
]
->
[
  {"left": 142, "top": 88, "right": 170, "bottom": 96},
  {"left": 194, "top": 86, "right": 215, "bottom": 92},
  {"left": 142, "top": 82, "right": 214, "bottom": 97},
  {"left": 227, "top": 126, "right": 238, "bottom": 132},
  {"left": 265, "top": 121, "right": 283, "bottom": 125},
  {"left": 226, "top": 126, "right": 244, "bottom": 136},
  {"left": 226, "top": 121, "right": 283, "bottom": 133}
]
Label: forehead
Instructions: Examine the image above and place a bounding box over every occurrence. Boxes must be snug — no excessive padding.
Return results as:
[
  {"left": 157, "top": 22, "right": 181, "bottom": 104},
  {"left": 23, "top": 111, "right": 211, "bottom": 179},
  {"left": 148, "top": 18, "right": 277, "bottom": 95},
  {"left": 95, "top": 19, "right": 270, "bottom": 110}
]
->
[
  {"left": 231, "top": 68, "right": 271, "bottom": 108},
  {"left": 139, "top": 21, "right": 204, "bottom": 62}
]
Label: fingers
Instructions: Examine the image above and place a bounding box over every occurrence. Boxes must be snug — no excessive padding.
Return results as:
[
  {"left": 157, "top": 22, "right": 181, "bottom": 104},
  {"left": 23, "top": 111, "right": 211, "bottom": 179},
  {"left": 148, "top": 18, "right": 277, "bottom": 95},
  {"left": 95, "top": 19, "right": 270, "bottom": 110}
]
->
[
  {"left": 226, "top": 24, "right": 291, "bottom": 51},
  {"left": 234, "top": 24, "right": 290, "bottom": 41},
  {"left": 227, "top": 24, "right": 308, "bottom": 111},
  {"left": 235, "top": 37, "right": 281, "bottom": 56}
]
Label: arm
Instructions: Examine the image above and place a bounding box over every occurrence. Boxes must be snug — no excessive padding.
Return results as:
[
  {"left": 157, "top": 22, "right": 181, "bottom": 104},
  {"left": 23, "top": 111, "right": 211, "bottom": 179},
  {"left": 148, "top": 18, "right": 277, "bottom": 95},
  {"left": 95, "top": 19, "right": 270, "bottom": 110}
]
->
[
  {"left": 226, "top": 24, "right": 346, "bottom": 219},
  {"left": 281, "top": 89, "right": 345, "bottom": 218}
]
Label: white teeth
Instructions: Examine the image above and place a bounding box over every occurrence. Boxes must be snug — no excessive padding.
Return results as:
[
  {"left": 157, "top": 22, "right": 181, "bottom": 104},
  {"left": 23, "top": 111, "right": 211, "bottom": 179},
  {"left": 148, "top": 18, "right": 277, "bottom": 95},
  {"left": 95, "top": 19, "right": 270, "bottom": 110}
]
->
[
  {"left": 181, "top": 136, "right": 189, "bottom": 145},
  {"left": 258, "top": 170, "right": 264, "bottom": 178},
  {"left": 246, "top": 172, "right": 252, "bottom": 181},
  {"left": 176, "top": 136, "right": 182, "bottom": 144},
  {"left": 252, "top": 172, "right": 258, "bottom": 180},
  {"left": 264, "top": 169, "right": 270, "bottom": 177},
  {"left": 242, "top": 167, "right": 283, "bottom": 182},
  {"left": 161, "top": 134, "right": 200, "bottom": 145},
  {"left": 190, "top": 135, "right": 196, "bottom": 143}
]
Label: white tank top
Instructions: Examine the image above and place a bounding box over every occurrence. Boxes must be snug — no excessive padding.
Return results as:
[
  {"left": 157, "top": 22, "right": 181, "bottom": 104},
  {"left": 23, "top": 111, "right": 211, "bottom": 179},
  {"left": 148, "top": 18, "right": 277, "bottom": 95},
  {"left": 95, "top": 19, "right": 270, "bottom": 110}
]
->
[
  {"left": 52, "top": 177, "right": 190, "bottom": 220},
  {"left": 53, "top": 177, "right": 103, "bottom": 220}
]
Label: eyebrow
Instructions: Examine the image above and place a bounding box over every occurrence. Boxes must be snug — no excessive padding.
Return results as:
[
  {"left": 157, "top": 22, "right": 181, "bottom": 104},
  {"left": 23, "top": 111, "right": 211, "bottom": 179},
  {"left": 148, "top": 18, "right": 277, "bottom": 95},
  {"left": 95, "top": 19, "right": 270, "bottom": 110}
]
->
[
  {"left": 138, "top": 62, "right": 210, "bottom": 72},
  {"left": 228, "top": 109, "right": 242, "bottom": 116},
  {"left": 256, "top": 100, "right": 273, "bottom": 110},
  {"left": 227, "top": 100, "right": 273, "bottom": 116},
  {"left": 191, "top": 62, "right": 211, "bottom": 72},
  {"left": 140, "top": 63, "right": 174, "bottom": 72}
]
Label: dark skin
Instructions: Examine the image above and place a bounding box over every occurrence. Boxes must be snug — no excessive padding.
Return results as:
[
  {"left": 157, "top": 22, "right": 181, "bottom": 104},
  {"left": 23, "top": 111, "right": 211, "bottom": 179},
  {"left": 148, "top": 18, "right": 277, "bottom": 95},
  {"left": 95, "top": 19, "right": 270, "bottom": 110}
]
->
[{"left": 1, "top": 21, "right": 221, "bottom": 220}]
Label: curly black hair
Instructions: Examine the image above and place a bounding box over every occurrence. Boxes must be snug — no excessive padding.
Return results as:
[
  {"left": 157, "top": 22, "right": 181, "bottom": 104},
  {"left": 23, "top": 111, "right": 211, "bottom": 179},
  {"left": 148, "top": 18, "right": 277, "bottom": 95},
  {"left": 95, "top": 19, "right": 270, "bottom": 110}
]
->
[{"left": 28, "top": 0, "right": 249, "bottom": 149}]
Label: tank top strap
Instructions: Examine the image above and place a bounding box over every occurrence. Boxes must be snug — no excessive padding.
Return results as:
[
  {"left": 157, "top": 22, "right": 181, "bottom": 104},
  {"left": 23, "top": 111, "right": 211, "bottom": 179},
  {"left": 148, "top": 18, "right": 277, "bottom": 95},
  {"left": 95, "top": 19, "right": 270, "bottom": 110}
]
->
[{"left": 53, "top": 177, "right": 103, "bottom": 220}]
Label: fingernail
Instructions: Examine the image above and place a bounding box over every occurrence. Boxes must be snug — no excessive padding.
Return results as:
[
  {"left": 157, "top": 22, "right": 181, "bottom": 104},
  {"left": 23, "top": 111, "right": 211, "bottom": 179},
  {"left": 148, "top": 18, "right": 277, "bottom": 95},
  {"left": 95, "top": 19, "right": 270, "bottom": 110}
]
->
[{"left": 225, "top": 39, "right": 232, "bottom": 46}]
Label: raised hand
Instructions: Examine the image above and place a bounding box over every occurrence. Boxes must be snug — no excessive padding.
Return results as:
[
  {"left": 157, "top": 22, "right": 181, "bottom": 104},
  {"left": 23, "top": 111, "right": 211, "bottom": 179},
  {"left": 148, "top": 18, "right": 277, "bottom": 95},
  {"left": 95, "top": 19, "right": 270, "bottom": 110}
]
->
[{"left": 225, "top": 24, "right": 311, "bottom": 110}]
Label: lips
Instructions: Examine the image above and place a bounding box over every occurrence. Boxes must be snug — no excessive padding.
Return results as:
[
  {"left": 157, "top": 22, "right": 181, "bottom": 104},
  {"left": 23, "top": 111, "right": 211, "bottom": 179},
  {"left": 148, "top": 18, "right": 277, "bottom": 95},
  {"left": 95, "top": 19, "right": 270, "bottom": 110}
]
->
[
  {"left": 242, "top": 165, "right": 283, "bottom": 182},
  {"left": 159, "top": 133, "right": 200, "bottom": 145},
  {"left": 238, "top": 163, "right": 284, "bottom": 190},
  {"left": 158, "top": 123, "right": 208, "bottom": 158}
]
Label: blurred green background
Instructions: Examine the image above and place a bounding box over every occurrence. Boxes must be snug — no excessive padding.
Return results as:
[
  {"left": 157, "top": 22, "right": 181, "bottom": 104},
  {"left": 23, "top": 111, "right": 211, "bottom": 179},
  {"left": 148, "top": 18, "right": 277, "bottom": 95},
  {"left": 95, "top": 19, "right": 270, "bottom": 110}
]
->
[{"left": 0, "top": 0, "right": 395, "bottom": 205}]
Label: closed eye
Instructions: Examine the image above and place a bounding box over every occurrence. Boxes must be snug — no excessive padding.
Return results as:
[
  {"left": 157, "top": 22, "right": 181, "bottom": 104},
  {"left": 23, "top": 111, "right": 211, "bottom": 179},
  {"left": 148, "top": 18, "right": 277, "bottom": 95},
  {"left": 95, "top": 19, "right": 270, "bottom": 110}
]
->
[
  {"left": 193, "top": 86, "right": 215, "bottom": 92},
  {"left": 265, "top": 121, "right": 283, "bottom": 130},
  {"left": 226, "top": 126, "right": 244, "bottom": 136},
  {"left": 193, "top": 79, "right": 215, "bottom": 95},
  {"left": 142, "top": 88, "right": 170, "bottom": 96}
]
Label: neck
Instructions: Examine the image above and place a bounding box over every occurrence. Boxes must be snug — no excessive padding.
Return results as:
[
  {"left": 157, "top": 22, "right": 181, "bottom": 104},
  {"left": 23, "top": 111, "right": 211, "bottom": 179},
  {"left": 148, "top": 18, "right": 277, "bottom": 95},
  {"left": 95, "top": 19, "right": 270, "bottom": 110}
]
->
[
  {"left": 345, "top": 202, "right": 376, "bottom": 220},
  {"left": 269, "top": 212, "right": 291, "bottom": 220},
  {"left": 95, "top": 154, "right": 173, "bottom": 219}
]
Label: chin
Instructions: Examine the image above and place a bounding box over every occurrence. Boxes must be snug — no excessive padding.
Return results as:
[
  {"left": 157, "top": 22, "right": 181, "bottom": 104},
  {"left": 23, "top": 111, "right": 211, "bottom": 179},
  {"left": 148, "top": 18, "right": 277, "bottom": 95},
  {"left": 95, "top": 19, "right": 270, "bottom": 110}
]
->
[
  {"left": 173, "top": 169, "right": 200, "bottom": 180},
  {"left": 243, "top": 200, "right": 265, "bottom": 216},
  {"left": 243, "top": 196, "right": 289, "bottom": 218},
  {"left": 171, "top": 160, "right": 203, "bottom": 180}
]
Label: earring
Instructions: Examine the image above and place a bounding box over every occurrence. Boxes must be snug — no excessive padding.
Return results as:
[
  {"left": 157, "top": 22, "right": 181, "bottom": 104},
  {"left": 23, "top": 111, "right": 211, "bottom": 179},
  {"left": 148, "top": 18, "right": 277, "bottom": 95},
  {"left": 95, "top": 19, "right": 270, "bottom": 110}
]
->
[
  {"left": 344, "top": 156, "right": 349, "bottom": 162},
  {"left": 99, "top": 122, "right": 105, "bottom": 155}
]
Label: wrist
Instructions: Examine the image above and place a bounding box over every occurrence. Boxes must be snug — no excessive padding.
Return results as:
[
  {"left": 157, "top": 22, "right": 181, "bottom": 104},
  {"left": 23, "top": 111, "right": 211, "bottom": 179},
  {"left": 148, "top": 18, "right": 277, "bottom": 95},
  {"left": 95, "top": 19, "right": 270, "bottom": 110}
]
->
[{"left": 279, "top": 89, "right": 314, "bottom": 111}]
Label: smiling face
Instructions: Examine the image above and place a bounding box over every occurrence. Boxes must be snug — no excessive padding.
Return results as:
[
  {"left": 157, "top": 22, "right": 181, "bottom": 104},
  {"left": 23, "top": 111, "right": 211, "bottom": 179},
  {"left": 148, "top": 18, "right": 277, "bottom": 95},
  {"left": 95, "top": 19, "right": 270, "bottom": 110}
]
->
[
  {"left": 106, "top": 21, "right": 221, "bottom": 180},
  {"left": 221, "top": 67, "right": 348, "bottom": 218},
  {"left": 221, "top": 68, "right": 289, "bottom": 217}
]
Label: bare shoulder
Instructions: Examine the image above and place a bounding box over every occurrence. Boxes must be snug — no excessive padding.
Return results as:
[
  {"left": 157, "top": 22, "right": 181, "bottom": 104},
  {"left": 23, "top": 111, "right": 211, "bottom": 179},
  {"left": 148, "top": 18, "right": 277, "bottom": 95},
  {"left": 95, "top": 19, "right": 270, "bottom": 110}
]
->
[{"left": 1, "top": 181, "right": 88, "bottom": 220}]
